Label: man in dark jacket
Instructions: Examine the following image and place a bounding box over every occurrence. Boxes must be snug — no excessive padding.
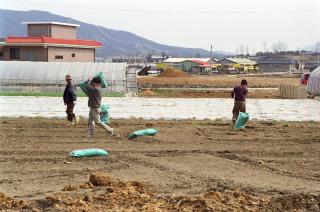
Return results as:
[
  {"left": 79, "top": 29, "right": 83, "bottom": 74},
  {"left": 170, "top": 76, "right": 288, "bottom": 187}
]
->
[
  {"left": 63, "top": 74, "right": 78, "bottom": 125},
  {"left": 231, "top": 79, "right": 248, "bottom": 124},
  {"left": 85, "top": 77, "right": 114, "bottom": 138}
]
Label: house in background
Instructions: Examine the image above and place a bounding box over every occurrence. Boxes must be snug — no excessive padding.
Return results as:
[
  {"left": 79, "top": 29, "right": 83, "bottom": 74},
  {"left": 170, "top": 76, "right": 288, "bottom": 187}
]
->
[
  {"left": 255, "top": 55, "right": 298, "bottom": 73},
  {"left": 162, "top": 57, "right": 218, "bottom": 73},
  {"left": 0, "top": 22, "right": 102, "bottom": 62},
  {"left": 303, "top": 61, "right": 319, "bottom": 72},
  {"left": 218, "top": 57, "right": 257, "bottom": 73},
  {"left": 179, "top": 60, "right": 210, "bottom": 73}
]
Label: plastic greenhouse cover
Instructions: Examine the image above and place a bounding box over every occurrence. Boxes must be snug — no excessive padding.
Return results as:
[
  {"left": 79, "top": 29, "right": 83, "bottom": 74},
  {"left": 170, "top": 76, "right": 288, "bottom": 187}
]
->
[{"left": 0, "top": 61, "right": 128, "bottom": 85}]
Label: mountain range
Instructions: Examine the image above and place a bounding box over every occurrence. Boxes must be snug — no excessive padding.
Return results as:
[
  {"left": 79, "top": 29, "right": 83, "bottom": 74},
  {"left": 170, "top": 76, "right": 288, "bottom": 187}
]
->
[{"left": 0, "top": 9, "right": 230, "bottom": 58}]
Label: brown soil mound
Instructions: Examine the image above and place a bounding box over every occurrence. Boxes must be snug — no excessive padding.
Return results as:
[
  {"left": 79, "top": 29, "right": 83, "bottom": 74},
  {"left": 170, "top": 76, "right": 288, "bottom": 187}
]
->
[
  {"left": 140, "top": 88, "right": 157, "bottom": 96},
  {"left": 89, "top": 172, "right": 112, "bottom": 186},
  {"left": 1, "top": 174, "right": 319, "bottom": 211},
  {"left": 0, "top": 192, "right": 29, "bottom": 210},
  {"left": 158, "top": 68, "right": 189, "bottom": 77}
]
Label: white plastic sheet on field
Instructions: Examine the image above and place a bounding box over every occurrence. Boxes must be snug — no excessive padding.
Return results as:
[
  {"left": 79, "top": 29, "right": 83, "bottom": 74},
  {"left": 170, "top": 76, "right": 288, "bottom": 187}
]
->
[
  {"left": 1, "top": 96, "right": 320, "bottom": 121},
  {"left": 0, "top": 61, "right": 128, "bottom": 85}
]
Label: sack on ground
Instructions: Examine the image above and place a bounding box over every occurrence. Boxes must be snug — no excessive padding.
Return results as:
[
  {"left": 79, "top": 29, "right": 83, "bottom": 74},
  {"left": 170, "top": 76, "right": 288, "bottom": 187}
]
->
[
  {"left": 100, "top": 104, "right": 110, "bottom": 124},
  {"left": 69, "top": 148, "right": 109, "bottom": 157},
  {"left": 128, "top": 128, "right": 158, "bottom": 139},
  {"left": 234, "top": 112, "right": 249, "bottom": 129}
]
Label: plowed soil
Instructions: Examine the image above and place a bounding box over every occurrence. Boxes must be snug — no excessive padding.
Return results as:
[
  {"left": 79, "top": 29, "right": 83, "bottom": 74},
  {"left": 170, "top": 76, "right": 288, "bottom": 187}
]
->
[
  {"left": 138, "top": 75, "right": 300, "bottom": 88},
  {"left": 138, "top": 88, "right": 279, "bottom": 98},
  {"left": 0, "top": 118, "right": 319, "bottom": 211}
]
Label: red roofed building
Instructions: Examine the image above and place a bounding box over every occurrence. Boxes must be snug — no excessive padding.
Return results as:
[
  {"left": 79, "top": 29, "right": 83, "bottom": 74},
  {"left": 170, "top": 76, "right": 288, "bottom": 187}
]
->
[{"left": 0, "top": 22, "right": 102, "bottom": 62}]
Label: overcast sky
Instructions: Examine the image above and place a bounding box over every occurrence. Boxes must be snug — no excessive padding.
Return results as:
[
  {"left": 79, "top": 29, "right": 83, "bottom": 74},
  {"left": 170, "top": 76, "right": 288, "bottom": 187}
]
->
[{"left": 1, "top": 0, "right": 319, "bottom": 53}]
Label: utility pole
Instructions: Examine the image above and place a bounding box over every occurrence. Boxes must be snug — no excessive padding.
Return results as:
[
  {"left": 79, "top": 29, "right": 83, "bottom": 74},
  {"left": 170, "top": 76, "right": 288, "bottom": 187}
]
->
[
  {"left": 209, "top": 44, "right": 212, "bottom": 75},
  {"left": 317, "top": 42, "right": 320, "bottom": 67}
]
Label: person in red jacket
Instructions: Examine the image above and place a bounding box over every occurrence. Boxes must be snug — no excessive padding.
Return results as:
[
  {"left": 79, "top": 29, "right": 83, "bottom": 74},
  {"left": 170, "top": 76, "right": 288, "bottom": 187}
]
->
[{"left": 231, "top": 79, "right": 248, "bottom": 124}]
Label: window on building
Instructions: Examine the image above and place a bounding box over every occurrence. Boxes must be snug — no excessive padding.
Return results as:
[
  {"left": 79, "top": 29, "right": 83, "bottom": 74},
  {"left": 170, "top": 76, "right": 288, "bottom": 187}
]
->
[
  {"left": 71, "top": 53, "right": 75, "bottom": 57},
  {"left": 0, "top": 52, "right": 3, "bottom": 57},
  {"left": 55, "top": 55, "right": 63, "bottom": 59},
  {"left": 10, "top": 48, "right": 20, "bottom": 59}
]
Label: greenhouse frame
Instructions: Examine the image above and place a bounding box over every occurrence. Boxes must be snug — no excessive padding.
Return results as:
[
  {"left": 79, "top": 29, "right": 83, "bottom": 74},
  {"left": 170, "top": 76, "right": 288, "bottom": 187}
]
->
[{"left": 0, "top": 61, "right": 138, "bottom": 94}]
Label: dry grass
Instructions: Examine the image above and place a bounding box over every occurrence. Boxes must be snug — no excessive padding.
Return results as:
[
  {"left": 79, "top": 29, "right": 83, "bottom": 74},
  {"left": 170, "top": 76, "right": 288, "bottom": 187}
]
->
[{"left": 139, "top": 75, "right": 300, "bottom": 88}]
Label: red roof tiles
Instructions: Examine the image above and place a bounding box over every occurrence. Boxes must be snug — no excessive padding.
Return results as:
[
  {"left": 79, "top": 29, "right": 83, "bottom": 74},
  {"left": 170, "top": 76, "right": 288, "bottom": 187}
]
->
[
  {"left": 5, "top": 36, "right": 102, "bottom": 47},
  {"left": 189, "top": 60, "right": 209, "bottom": 65}
]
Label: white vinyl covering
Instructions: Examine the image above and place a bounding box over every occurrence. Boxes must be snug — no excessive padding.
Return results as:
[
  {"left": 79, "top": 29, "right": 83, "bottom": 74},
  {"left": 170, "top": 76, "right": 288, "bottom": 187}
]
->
[
  {"left": 0, "top": 61, "right": 128, "bottom": 85},
  {"left": 307, "top": 66, "right": 320, "bottom": 96}
]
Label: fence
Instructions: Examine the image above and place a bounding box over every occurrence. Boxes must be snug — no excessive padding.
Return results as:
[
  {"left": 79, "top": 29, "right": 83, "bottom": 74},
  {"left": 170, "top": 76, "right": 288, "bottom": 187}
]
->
[{"left": 279, "top": 84, "right": 307, "bottom": 99}]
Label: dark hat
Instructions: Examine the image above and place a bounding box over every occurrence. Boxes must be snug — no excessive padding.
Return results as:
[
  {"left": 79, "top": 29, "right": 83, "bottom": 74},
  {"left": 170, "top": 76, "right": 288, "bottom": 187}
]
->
[
  {"left": 65, "top": 74, "right": 72, "bottom": 80},
  {"left": 241, "top": 79, "right": 248, "bottom": 85},
  {"left": 92, "top": 77, "right": 101, "bottom": 84}
]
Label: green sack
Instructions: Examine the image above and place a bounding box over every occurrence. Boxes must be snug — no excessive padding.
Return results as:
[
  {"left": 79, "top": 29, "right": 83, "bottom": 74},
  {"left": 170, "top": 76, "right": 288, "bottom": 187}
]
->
[
  {"left": 79, "top": 81, "right": 89, "bottom": 96},
  {"left": 94, "top": 72, "right": 108, "bottom": 88},
  {"left": 128, "top": 128, "right": 158, "bottom": 139},
  {"left": 69, "top": 148, "right": 109, "bottom": 158},
  {"left": 234, "top": 112, "right": 249, "bottom": 129},
  {"left": 79, "top": 72, "right": 107, "bottom": 96},
  {"left": 100, "top": 104, "right": 110, "bottom": 124}
]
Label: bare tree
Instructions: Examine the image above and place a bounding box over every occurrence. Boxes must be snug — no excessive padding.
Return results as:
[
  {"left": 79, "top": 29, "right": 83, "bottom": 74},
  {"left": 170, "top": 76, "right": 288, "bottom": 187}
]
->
[
  {"left": 315, "top": 42, "right": 320, "bottom": 53},
  {"left": 246, "top": 45, "right": 249, "bottom": 56},
  {"left": 239, "top": 44, "right": 245, "bottom": 55},
  {"left": 271, "top": 41, "right": 288, "bottom": 53},
  {"left": 262, "top": 41, "right": 268, "bottom": 52}
]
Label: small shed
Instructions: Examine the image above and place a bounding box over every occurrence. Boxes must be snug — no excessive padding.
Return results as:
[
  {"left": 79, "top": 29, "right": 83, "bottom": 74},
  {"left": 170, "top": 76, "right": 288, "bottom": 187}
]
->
[{"left": 307, "top": 67, "right": 320, "bottom": 96}]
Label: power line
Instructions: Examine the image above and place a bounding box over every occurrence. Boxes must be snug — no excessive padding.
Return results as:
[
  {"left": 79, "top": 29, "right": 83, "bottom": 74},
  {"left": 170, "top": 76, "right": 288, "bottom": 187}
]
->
[{"left": 1, "top": 0, "right": 319, "bottom": 15}]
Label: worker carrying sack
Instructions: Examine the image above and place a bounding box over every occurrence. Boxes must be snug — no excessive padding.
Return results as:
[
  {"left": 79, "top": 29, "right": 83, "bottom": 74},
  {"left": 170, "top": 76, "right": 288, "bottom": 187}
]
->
[
  {"left": 128, "top": 128, "right": 158, "bottom": 139},
  {"left": 100, "top": 104, "right": 110, "bottom": 124},
  {"left": 79, "top": 72, "right": 108, "bottom": 96},
  {"left": 234, "top": 112, "right": 249, "bottom": 129},
  {"left": 69, "top": 148, "right": 109, "bottom": 158}
]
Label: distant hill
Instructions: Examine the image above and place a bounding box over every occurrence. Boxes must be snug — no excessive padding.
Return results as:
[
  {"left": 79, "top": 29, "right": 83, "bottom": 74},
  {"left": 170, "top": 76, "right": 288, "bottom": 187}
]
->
[{"left": 0, "top": 9, "right": 229, "bottom": 58}]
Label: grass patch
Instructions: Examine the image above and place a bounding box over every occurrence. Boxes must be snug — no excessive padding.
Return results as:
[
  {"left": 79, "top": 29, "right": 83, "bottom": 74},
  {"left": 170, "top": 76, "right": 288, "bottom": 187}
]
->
[{"left": 0, "top": 92, "right": 125, "bottom": 97}]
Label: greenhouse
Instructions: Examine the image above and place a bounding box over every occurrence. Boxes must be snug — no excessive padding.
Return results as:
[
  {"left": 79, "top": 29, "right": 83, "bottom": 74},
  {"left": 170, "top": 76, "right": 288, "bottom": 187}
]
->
[
  {"left": 307, "top": 66, "right": 320, "bottom": 96},
  {"left": 0, "top": 61, "right": 138, "bottom": 94}
]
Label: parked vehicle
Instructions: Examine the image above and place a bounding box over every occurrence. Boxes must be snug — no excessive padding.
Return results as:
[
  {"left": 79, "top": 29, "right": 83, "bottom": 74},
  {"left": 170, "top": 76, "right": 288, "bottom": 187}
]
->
[{"left": 300, "top": 73, "right": 310, "bottom": 85}]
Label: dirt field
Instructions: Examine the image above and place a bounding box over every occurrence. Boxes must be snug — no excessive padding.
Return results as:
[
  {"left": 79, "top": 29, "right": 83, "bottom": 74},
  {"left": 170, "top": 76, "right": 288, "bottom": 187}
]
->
[
  {"left": 138, "top": 75, "right": 301, "bottom": 98},
  {"left": 138, "top": 88, "right": 280, "bottom": 98},
  {"left": 138, "top": 75, "right": 300, "bottom": 88},
  {"left": 1, "top": 118, "right": 320, "bottom": 211}
]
